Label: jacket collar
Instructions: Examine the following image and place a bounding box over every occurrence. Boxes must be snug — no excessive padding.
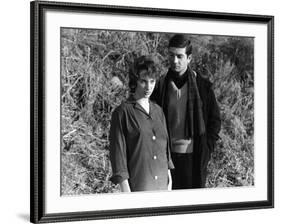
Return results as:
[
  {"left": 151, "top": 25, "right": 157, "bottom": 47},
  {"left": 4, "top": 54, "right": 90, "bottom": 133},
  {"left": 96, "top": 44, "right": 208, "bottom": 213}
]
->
[{"left": 126, "top": 94, "right": 155, "bottom": 118}]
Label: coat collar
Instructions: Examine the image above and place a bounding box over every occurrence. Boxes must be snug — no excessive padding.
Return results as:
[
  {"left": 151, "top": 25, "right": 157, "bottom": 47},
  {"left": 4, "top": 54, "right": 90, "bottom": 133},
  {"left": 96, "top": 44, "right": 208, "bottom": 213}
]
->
[{"left": 126, "top": 95, "right": 156, "bottom": 119}]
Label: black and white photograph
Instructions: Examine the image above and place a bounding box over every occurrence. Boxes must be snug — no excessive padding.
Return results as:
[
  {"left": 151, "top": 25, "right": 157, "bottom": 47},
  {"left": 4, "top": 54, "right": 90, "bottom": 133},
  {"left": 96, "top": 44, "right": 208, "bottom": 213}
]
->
[
  {"left": 29, "top": 1, "right": 274, "bottom": 223},
  {"left": 61, "top": 29, "right": 254, "bottom": 195},
  {"left": 2, "top": 0, "right": 280, "bottom": 223}
]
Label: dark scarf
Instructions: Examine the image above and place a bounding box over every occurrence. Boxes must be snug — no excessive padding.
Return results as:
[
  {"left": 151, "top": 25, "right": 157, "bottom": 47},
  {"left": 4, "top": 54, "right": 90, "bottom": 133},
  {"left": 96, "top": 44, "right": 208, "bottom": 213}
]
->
[{"left": 166, "top": 66, "right": 205, "bottom": 138}]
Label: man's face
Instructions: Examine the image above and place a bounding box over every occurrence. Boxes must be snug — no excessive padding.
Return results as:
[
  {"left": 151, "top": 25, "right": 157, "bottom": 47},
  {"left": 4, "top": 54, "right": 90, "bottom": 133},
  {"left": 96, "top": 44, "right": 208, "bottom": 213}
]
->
[
  {"left": 134, "top": 71, "right": 156, "bottom": 99},
  {"left": 168, "top": 47, "right": 192, "bottom": 75}
]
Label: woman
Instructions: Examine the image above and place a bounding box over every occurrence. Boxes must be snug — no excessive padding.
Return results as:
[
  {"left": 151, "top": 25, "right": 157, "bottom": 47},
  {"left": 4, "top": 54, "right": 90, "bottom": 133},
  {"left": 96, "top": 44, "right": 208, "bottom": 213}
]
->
[{"left": 109, "top": 55, "right": 174, "bottom": 192}]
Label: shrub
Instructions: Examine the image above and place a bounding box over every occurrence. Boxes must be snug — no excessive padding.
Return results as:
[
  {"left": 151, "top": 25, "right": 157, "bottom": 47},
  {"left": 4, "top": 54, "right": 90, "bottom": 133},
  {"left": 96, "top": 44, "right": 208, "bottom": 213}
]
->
[{"left": 61, "top": 29, "right": 254, "bottom": 195}]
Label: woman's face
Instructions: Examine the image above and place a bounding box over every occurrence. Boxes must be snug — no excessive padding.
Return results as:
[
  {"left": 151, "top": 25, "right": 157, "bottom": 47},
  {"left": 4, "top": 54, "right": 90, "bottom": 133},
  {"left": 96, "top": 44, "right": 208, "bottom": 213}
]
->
[{"left": 134, "top": 70, "right": 156, "bottom": 100}]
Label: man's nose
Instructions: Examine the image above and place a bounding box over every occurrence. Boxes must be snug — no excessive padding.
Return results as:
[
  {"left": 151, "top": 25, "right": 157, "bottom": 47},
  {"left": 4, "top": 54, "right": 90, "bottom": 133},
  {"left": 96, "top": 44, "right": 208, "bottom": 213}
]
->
[{"left": 172, "top": 56, "right": 178, "bottom": 63}]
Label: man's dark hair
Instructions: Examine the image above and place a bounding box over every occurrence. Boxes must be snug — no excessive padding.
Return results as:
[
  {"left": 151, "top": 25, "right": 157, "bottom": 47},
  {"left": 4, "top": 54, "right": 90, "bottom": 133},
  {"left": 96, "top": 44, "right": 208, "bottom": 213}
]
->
[
  {"left": 129, "top": 55, "right": 160, "bottom": 93},
  {"left": 168, "top": 34, "right": 192, "bottom": 56}
]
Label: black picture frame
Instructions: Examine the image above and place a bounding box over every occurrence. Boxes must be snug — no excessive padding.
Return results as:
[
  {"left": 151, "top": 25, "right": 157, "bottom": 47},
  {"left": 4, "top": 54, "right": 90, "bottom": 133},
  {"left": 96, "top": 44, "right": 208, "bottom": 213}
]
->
[{"left": 30, "top": 1, "right": 274, "bottom": 223}]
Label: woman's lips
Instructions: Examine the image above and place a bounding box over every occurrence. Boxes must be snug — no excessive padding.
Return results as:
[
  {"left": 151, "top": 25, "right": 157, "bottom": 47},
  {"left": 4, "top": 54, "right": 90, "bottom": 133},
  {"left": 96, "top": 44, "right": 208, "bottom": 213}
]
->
[{"left": 144, "top": 91, "right": 151, "bottom": 95}]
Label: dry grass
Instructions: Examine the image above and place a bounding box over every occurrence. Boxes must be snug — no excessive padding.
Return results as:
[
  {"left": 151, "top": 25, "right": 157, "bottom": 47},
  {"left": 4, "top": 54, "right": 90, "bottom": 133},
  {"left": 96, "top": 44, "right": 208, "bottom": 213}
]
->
[{"left": 61, "top": 28, "right": 254, "bottom": 195}]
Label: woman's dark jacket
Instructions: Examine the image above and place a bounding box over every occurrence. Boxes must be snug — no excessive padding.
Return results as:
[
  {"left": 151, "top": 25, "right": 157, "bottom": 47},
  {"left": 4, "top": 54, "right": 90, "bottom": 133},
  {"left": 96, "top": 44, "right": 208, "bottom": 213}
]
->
[{"left": 151, "top": 70, "right": 221, "bottom": 187}]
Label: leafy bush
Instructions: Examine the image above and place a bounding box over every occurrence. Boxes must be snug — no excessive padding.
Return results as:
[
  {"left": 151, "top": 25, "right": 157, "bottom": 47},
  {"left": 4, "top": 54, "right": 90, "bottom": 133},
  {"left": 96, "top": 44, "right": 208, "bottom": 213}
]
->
[{"left": 61, "top": 29, "right": 254, "bottom": 195}]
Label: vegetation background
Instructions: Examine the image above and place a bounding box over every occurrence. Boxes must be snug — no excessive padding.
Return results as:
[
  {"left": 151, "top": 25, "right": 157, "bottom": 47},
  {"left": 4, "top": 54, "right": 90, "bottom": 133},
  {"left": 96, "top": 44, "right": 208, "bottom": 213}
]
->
[{"left": 61, "top": 28, "right": 254, "bottom": 195}]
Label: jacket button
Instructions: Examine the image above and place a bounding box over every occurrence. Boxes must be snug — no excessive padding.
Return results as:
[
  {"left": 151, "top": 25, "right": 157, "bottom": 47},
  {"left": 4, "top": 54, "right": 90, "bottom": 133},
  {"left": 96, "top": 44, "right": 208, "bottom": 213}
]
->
[
  {"left": 153, "top": 155, "right": 157, "bottom": 160},
  {"left": 154, "top": 176, "right": 158, "bottom": 180},
  {"left": 152, "top": 136, "right": 156, "bottom": 140}
]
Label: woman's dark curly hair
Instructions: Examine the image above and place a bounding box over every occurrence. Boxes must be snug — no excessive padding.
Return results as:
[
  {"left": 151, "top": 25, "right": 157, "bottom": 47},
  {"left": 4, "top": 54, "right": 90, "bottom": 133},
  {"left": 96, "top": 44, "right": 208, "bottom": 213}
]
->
[{"left": 128, "top": 55, "right": 161, "bottom": 93}]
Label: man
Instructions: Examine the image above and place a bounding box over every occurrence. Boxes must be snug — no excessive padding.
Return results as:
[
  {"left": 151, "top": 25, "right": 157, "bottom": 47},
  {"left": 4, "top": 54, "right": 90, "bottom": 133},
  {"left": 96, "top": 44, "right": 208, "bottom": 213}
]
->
[{"left": 151, "top": 34, "right": 221, "bottom": 189}]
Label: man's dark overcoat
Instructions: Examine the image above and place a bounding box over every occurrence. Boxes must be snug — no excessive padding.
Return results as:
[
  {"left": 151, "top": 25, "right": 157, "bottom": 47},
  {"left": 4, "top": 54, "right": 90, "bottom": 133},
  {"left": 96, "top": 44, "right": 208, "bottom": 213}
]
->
[{"left": 151, "top": 70, "right": 221, "bottom": 187}]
